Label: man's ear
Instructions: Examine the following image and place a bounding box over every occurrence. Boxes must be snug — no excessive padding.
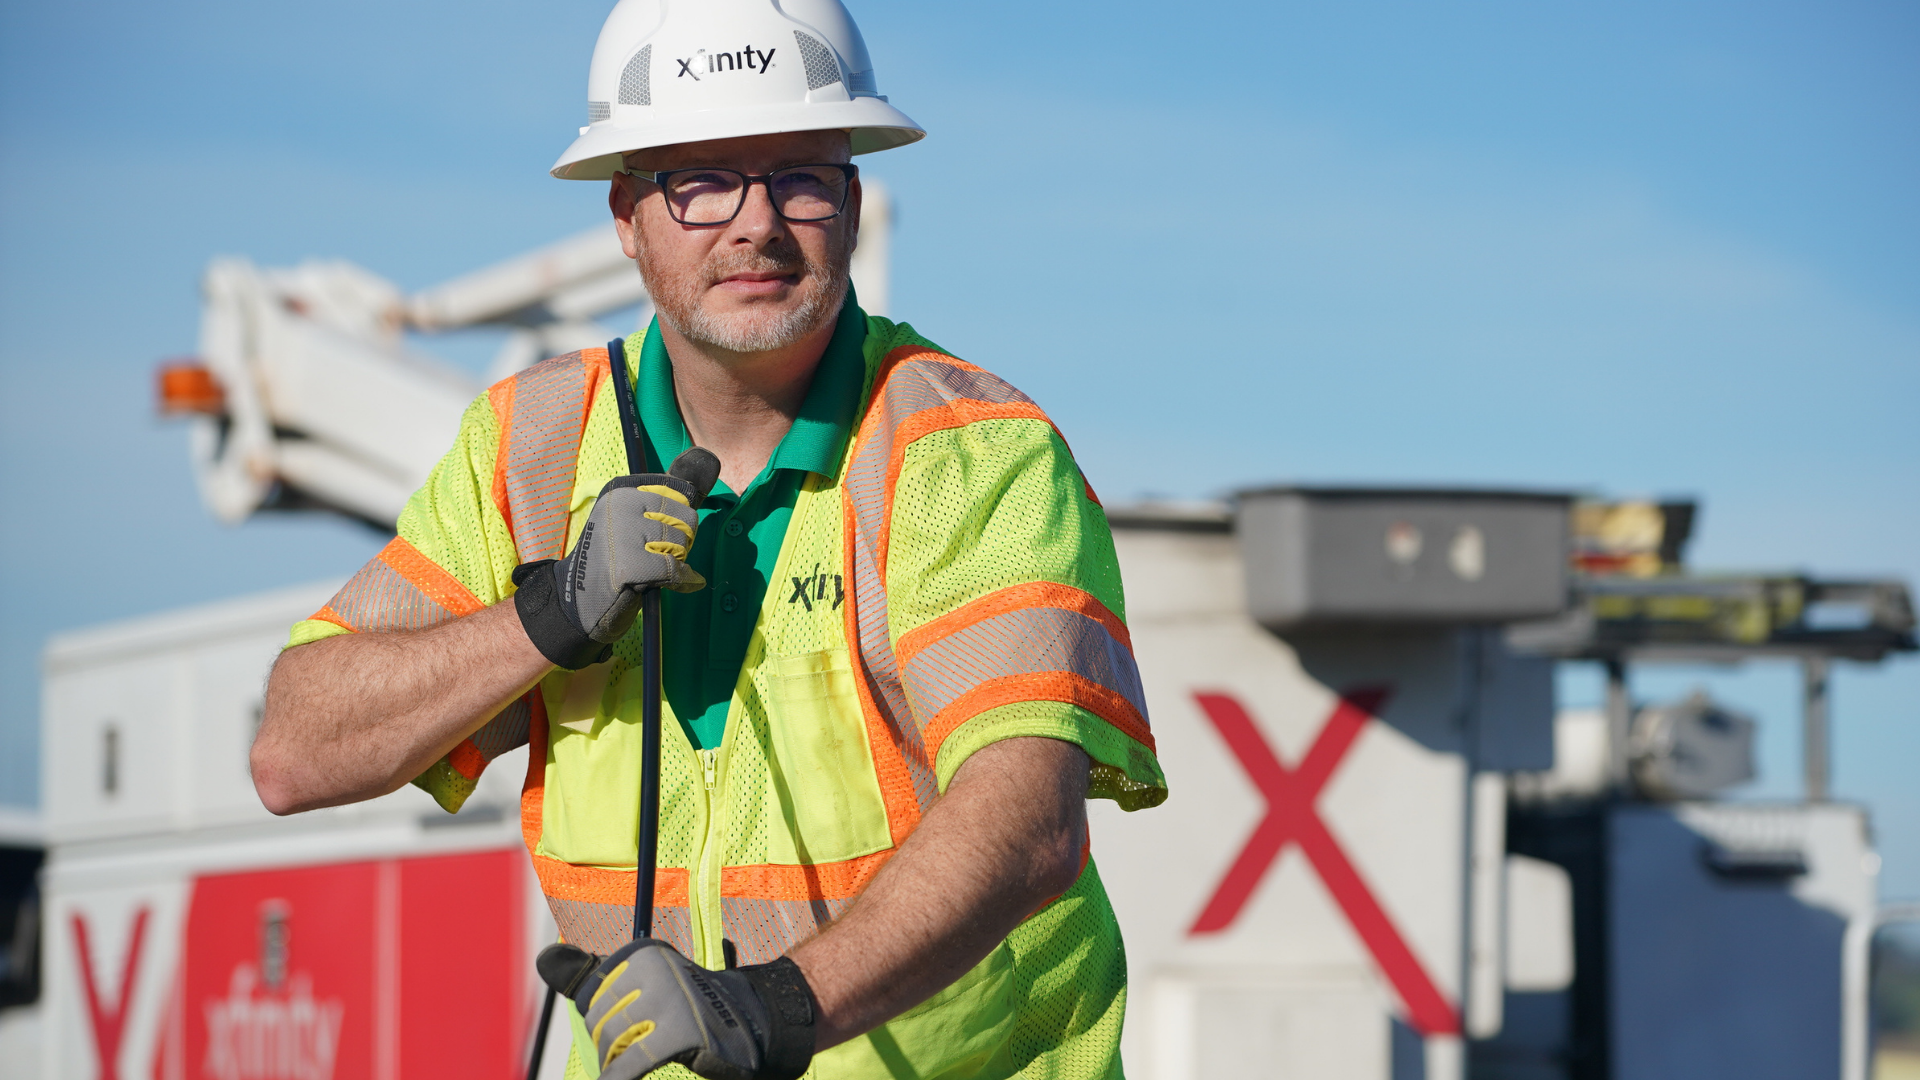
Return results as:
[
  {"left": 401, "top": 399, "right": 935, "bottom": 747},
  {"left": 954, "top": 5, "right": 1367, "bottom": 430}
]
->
[{"left": 610, "top": 173, "right": 643, "bottom": 260}]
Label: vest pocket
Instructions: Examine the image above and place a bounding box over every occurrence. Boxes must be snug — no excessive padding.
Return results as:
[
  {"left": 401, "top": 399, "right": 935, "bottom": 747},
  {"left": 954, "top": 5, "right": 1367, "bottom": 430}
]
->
[{"left": 764, "top": 648, "right": 893, "bottom": 862}]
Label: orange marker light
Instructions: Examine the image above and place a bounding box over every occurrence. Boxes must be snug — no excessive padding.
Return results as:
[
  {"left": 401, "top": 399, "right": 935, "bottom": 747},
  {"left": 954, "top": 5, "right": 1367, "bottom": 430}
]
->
[{"left": 157, "top": 361, "right": 226, "bottom": 416}]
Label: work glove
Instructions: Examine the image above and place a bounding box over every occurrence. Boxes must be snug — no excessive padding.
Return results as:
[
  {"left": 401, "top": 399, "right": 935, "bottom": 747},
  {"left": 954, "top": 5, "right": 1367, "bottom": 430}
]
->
[
  {"left": 536, "top": 939, "right": 816, "bottom": 1080},
  {"left": 514, "top": 448, "right": 721, "bottom": 670}
]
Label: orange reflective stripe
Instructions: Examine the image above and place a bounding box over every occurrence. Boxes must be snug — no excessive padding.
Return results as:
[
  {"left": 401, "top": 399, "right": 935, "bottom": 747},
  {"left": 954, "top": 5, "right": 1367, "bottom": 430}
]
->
[
  {"left": 447, "top": 739, "right": 486, "bottom": 781},
  {"left": 530, "top": 852, "right": 895, "bottom": 908},
  {"left": 895, "top": 582, "right": 1133, "bottom": 669},
  {"left": 921, "top": 672, "right": 1156, "bottom": 767},
  {"left": 531, "top": 857, "right": 691, "bottom": 909},
  {"left": 520, "top": 681, "right": 546, "bottom": 851},
  {"left": 376, "top": 536, "right": 483, "bottom": 617},
  {"left": 309, "top": 537, "right": 479, "bottom": 633},
  {"left": 842, "top": 470, "right": 930, "bottom": 846},
  {"left": 720, "top": 849, "right": 894, "bottom": 902},
  {"left": 488, "top": 377, "right": 517, "bottom": 538}
]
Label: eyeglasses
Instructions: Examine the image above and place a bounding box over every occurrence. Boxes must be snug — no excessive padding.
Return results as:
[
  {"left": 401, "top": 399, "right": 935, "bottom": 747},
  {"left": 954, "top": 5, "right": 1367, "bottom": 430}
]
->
[{"left": 619, "top": 163, "right": 859, "bottom": 226}]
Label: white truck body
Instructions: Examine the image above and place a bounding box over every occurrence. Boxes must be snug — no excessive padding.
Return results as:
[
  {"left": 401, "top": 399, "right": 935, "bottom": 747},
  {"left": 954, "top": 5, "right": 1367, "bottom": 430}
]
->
[{"left": 38, "top": 584, "right": 569, "bottom": 1080}]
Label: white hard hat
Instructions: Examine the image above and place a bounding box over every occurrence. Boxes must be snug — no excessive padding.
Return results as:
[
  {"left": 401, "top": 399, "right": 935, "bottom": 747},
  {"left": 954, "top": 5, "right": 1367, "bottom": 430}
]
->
[{"left": 552, "top": 0, "right": 925, "bottom": 180}]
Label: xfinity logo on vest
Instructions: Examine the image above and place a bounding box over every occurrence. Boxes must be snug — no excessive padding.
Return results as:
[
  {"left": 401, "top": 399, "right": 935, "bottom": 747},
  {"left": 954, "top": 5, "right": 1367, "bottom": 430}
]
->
[
  {"left": 789, "top": 566, "right": 844, "bottom": 612},
  {"left": 676, "top": 46, "right": 777, "bottom": 81}
]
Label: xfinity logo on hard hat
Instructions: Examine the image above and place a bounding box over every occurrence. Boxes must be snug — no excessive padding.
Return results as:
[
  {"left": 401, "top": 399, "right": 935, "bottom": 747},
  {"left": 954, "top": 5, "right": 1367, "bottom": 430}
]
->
[
  {"left": 676, "top": 46, "right": 778, "bottom": 81},
  {"left": 551, "top": 0, "right": 923, "bottom": 179}
]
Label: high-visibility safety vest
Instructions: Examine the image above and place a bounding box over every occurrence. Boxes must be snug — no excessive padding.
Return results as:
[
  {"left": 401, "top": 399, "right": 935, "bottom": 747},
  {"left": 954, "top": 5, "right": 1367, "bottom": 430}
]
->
[{"left": 289, "top": 316, "right": 1169, "bottom": 1079}]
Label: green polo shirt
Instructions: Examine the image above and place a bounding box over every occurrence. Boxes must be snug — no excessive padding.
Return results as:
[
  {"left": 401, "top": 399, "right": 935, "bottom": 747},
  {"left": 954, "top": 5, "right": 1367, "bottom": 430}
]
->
[{"left": 625, "top": 296, "right": 867, "bottom": 750}]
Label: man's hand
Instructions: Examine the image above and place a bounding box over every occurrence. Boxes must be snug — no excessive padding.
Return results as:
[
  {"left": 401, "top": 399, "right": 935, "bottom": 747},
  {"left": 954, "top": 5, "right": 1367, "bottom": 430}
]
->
[
  {"left": 515, "top": 464, "right": 710, "bottom": 670},
  {"left": 537, "top": 939, "right": 816, "bottom": 1080}
]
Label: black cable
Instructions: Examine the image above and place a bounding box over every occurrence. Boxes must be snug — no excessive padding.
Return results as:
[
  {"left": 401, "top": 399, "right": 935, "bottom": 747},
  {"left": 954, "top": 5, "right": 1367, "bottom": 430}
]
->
[
  {"left": 607, "top": 336, "right": 650, "bottom": 473},
  {"left": 525, "top": 986, "right": 557, "bottom": 1080},
  {"left": 609, "top": 335, "right": 662, "bottom": 945},
  {"left": 524, "top": 338, "right": 656, "bottom": 1080}
]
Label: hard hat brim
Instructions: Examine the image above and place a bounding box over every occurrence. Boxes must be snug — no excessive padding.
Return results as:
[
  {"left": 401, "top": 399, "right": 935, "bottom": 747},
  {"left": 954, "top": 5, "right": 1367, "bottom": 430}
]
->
[{"left": 550, "top": 97, "right": 925, "bottom": 181}]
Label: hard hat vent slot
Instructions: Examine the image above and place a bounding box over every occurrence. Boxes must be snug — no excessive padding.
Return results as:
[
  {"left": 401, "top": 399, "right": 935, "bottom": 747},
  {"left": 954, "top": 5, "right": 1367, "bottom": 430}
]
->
[
  {"left": 619, "top": 44, "right": 653, "bottom": 106},
  {"left": 793, "top": 32, "right": 842, "bottom": 91},
  {"left": 588, "top": 101, "right": 611, "bottom": 123}
]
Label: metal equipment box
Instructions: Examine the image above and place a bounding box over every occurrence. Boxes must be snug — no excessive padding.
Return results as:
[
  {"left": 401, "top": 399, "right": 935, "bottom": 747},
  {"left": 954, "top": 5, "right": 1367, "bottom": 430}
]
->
[
  {"left": 1608, "top": 802, "right": 1874, "bottom": 1080},
  {"left": 1238, "top": 487, "right": 1572, "bottom": 630}
]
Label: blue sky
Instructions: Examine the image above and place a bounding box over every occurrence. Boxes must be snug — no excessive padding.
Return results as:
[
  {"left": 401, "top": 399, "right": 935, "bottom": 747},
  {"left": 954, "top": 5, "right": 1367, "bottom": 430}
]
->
[{"left": 2, "top": 1, "right": 1915, "bottom": 884}]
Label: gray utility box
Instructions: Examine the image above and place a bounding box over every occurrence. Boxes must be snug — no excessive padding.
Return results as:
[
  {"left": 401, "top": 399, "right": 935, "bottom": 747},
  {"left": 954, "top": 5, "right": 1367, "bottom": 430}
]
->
[{"left": 1239, "top": 487, "right": 1571, "bottom": 629}]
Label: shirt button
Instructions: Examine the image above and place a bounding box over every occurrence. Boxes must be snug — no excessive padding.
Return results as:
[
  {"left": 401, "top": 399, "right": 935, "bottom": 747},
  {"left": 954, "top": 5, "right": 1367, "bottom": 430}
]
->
[
  {"left": 720, "top": 593, "right": 740, "bottom": 613},
  {"left": 724, "top": 520, "right": 744, "bottom": 537}
]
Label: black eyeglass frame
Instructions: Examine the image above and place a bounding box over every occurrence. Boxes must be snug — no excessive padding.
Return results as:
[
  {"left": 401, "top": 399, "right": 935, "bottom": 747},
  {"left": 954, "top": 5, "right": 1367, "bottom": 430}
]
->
[{"left": 618, "top": 162, "right": 860, "bottom": 226}]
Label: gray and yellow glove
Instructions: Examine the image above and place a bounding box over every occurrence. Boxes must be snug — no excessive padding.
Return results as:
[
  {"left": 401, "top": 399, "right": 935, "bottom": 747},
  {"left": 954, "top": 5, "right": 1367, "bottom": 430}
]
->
[
  {"left": 536, "top": 939, "right": 816, "bottom": 1080},
  {"left": 514, "top": 448, "right": 720, "bottom": 670}
]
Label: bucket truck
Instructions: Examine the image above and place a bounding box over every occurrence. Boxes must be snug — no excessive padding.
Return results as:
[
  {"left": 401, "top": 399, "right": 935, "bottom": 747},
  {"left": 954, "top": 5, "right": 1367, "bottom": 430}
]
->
[{"left": 29, "top": 178, "right": 1920, "bottom": 1080}]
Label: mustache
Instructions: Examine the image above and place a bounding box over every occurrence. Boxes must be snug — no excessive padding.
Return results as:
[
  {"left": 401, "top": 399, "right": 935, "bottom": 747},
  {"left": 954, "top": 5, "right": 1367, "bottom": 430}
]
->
[{"left": 702, "top": 245, "right": 812, "bottom": 282}]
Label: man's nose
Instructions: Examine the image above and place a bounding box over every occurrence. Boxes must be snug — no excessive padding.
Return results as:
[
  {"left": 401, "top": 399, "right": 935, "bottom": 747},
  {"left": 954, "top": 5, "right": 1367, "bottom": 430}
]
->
[{"left": 729, "top": 178, "right": 786, "bottom": 244}]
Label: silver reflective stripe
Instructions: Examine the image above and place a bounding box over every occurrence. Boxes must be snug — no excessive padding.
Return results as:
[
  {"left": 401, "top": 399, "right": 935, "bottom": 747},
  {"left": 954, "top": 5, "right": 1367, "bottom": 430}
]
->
[
  {"left": 719, "top": 896, "right": 857, "bottom": 967},
  {"left": 326, "top": 557, "right": 455, "bottom": 632},
  {"left": 469, "top": 697, "right": 531, "bottom": 762},
  {"left": 901, "top": 606, "right": 1146, "bottom": 725},
  {"left": 793, "top": 32, "right": 841, "bottom": 90},
  {"left": 503, "top": 354, "right": 593, "bottom": 563},
  {"left": 618, "top": 44, "right": 651, "bottom": 106},
  {"left": 546, "top": 895, "right": 692, "bottom": 958}
]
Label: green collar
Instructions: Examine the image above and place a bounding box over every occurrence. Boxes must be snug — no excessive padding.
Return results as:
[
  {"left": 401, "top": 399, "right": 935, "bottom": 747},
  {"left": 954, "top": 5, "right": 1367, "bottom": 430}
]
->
[{"left": 629, "top": 291, "right": 867, "bottom": 484}]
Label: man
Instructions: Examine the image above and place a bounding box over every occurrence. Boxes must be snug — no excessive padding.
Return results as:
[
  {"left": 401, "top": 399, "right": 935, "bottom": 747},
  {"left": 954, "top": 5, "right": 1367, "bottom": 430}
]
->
[{"left": 252, "top": 1, "right": 1166, "bottom": 1077}]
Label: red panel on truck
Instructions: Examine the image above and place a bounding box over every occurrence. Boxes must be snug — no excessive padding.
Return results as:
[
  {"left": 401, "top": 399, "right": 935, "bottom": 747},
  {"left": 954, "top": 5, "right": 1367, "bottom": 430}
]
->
[
  {"left": 400, "top": 851, "right": 525, "bottom": 1079},
  {"left": 174, "top": 849, "right": 523, "bottom": 1080}
]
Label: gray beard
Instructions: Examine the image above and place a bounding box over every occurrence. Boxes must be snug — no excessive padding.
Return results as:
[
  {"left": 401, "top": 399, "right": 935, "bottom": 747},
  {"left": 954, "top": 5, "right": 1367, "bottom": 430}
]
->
[{"left": 641, "top": 242, "right": 850, "bottom": 354}]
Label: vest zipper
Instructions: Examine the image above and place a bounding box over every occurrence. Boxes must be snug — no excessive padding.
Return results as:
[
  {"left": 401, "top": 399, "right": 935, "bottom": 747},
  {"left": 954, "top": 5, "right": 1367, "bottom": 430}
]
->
[{"left": 688, "top": 728, "right": 735, "bottom": 969}]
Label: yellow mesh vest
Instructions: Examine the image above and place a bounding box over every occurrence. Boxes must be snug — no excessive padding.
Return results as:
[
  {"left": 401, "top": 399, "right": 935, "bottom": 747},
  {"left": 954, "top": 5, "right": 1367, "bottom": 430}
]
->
[{"left": 289, "top": 321, "right": 1165, "bottom": 1080}]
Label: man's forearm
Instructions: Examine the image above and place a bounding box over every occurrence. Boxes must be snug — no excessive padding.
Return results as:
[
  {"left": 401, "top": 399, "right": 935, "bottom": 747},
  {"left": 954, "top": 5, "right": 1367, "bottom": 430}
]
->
[
  {"left": 788, "top": 737, "right": 1090, "bottom": 1050},
  {"left": 253, "top": 600, "right": 552, "bottom": 815}
]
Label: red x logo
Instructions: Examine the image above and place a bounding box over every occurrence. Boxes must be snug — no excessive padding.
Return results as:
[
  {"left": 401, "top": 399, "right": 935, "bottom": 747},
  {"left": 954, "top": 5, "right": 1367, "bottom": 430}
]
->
[
  {"left": 1190, "top": 687, "right": 1460, "bottom": 1036},
  {"left": 72, "top": 906, "right": 151, "bottom": 1080}
]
